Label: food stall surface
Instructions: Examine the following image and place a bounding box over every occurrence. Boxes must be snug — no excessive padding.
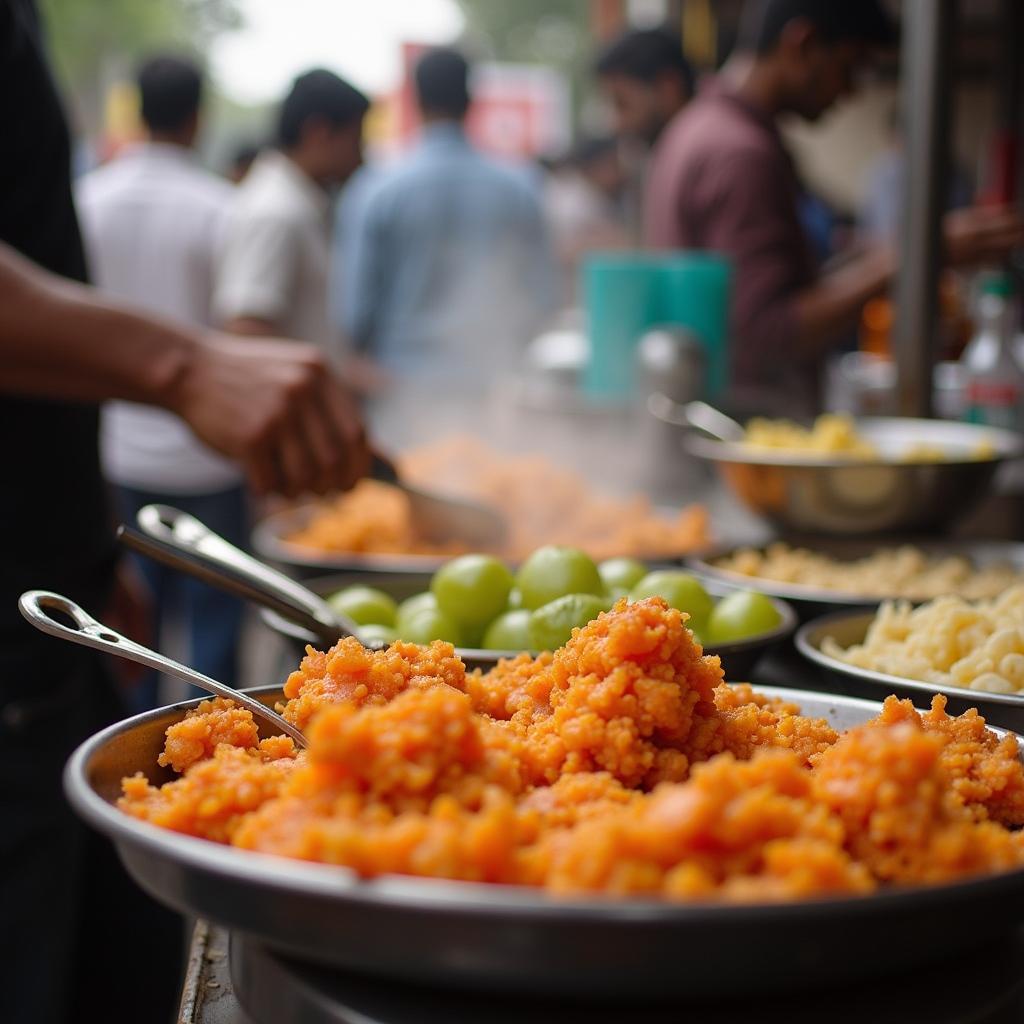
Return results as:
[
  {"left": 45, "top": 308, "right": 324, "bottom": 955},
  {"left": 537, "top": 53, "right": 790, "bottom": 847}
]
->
[{"left": 183, "top": 920, "right": 1024, "bottom": 1024}]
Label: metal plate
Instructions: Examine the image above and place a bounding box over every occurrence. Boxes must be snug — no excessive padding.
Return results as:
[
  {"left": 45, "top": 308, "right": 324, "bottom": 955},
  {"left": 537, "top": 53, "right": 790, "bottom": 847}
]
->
[
  {"left": 683, "top": 417, "right": 1024, "bottom": 536},
  {"left": 258, "top": 572, "right": 798, "bottom": 681},
  {"left": 796, "top": 610, "right": 1024, "bottom": 732},
  {"left": 65, "top": 685, "right": 1024, "bottom": 998},
  {"left": 688, "top": 539, "right": 1024, "bottom": 618}
]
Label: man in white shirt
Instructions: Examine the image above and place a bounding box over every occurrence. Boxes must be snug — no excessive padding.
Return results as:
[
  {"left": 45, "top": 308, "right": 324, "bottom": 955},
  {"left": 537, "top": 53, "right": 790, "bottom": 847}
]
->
[
  {"left": 215, "top": 68, "right": 368, "bottom": 352},
  {"left": 77, "top": 55, "right": 246, "bottom": 707}
]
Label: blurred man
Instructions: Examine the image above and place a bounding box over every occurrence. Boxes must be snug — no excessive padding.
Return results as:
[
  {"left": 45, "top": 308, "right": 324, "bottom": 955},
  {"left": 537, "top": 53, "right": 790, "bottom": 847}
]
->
[
  {"left": 0, "top": 4, "right": 369, "bottom": 1022},
  {"left": 594, "top": 27, "right": 695, "bottom": 147},
  {"left": 77, "top": 55, "right": 246, "bottom": 709},
  {"left": 216, "top": 69, "right": 368, "bottom": 351},
  {"left": 645, "top": 0, "right": 1024, "bottom": 413},
  {"left": 338, "top": 47, "right": 554, "bottom": 387}
]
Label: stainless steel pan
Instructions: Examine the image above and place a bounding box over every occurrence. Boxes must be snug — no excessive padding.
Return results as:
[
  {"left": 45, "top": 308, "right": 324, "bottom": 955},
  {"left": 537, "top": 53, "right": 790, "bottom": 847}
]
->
[
  {"left": 688, "top": 538, "right": 1024, "bottom": 620},
  {"left": 797, "top": 609, "right": 1024, "bottom": 732},
  {"left": 64, "top": 685, "right": 1024, "bottom": 998}
]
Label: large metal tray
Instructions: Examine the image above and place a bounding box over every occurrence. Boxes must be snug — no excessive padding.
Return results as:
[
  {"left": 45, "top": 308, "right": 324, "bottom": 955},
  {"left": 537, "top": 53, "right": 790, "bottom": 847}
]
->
[
  {"left": 688, "top": 539, "right": 1024, "bottom": 620},
  {"left": 796, "top": 610, "right": 1024, "bottom": 732},
  {"left": 65, "top": 685, "right": 1024, "bottom": 998},
  {"left": 259, "top": 572, "right": 798, "bottom": 681}
]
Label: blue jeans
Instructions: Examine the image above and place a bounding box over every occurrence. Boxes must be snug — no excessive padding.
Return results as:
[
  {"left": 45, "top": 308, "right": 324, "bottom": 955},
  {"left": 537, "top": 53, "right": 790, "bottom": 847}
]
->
[{"left": 116, "top": 484, "right": 248, "bottom": 712}]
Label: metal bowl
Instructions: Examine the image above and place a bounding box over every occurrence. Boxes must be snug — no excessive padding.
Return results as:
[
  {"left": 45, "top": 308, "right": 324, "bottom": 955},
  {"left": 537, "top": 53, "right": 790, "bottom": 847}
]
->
[
  {"left": 796, "top": 610, "right": 1024, "bottom": 732},
  {"left": 64, "top": 685, "right": 1024, "bottom": 999},
  {"left": 260, "top": 572, "right": 798, "bottom": 681},
  {"left": 688, "top": 539, "right": 1024, "bottom": 621},
  {"left": 685, "top": 417, "right": 1024, "bottom": 536}
]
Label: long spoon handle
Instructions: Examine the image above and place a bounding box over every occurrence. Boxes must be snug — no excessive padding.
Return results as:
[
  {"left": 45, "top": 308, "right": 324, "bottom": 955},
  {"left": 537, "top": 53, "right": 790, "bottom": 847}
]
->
[
  {"left": 120, "top": 504, "right": 360, "bottom": 649},
  {"left": 18, "top": 589, "right": 307, "bottom": 749}
]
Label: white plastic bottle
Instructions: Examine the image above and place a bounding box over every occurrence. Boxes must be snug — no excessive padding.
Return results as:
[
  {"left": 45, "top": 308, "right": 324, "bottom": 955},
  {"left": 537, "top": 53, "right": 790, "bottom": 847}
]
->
[{"left": 962, "top": 272, "right": 1024, "bottom": 433}]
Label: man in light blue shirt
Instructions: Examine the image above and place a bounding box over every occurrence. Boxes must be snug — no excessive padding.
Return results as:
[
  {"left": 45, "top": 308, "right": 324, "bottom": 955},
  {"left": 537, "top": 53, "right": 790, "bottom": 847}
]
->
[{"left": 335, "top": 48, "right": 555, "bottom": 386}]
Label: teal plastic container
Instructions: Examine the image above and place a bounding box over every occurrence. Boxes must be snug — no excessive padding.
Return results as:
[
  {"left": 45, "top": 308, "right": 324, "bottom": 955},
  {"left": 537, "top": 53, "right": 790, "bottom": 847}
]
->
[{"left": 582, "top": 252, "right": 732, "bottom": 401}]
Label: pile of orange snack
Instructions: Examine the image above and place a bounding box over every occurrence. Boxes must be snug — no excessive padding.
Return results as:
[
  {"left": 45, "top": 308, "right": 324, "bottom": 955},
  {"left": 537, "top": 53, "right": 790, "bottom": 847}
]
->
[
  {"left": 120, "top": 598, "right": 1024, "bottom": 901},
  {"left": 285, "top": 435, "right": 710, "bottom": 561}
]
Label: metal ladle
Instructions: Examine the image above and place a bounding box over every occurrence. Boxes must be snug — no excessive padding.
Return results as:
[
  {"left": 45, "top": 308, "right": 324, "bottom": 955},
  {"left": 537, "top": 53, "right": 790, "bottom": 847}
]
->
[
  {"left": 370, "top": 453, "right": 508, "bottom": 550},
  {"left": 119, "top": 504, "right": 376, "bottom": 651},
  {"left": 18, "top": 590, "right": 307, "bottom": 748},
  {"left": 646, "top": 395, "right": 746, "bottom": 443}
]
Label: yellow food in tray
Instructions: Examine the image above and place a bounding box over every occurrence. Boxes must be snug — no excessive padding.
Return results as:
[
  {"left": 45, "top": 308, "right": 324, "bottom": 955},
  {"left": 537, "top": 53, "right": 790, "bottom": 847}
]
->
[
  {"left": 742, "top": 413, "right": 995, "bottom": 462},
  {"left": 823, "top": 585, "right": 1024, "bottom": 694},
  {"left": 744, "top": 414, "right": 878, "bottom": 458},
  {"left": 718, "top": 542, "right": 1023, "bottom": 602}
]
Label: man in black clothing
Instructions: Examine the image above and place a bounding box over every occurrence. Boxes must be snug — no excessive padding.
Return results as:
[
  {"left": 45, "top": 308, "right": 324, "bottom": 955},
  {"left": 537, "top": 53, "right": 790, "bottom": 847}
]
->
[{"left": 0, "top": 3, "right": 371, "bottom": 1021}]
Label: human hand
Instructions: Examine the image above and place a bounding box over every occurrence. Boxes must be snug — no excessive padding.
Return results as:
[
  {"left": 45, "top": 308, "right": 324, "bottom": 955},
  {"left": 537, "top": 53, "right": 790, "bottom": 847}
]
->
[
  {"left": 171, "top": 334, "right": 371, "bottom": 497},
  {"left": 943, "top": 205, "right": 1024, "bottom": 267}
]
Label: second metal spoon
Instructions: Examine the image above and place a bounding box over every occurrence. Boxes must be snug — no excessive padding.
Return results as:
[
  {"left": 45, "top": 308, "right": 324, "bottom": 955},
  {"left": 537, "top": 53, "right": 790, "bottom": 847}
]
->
[{"left": 18, "top": 590, "right": 306, "bottom": 748}]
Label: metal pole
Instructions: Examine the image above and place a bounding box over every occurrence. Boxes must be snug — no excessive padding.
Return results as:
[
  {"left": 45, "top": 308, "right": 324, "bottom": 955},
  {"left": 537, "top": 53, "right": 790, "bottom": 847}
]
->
[{"left": 893, "top": 0, "right": 954, "bottom": 418}]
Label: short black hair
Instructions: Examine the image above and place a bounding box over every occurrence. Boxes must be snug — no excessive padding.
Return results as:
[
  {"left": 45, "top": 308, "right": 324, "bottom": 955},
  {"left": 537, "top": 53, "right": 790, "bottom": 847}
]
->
[
  {"left": 594, "top": 28, "right": 695, "bottom": 99},
  {"left": 414, "top": 48, "right": 471, "bottom": 119},
  {"left": 739, "top": 0, "right": 896, "bottom": 55},
  {"left": 277, "top": 69, "right": 369, "bottom": 149},
  {"left": 137, "top": 55, "right": 202, "bottom": 133}
]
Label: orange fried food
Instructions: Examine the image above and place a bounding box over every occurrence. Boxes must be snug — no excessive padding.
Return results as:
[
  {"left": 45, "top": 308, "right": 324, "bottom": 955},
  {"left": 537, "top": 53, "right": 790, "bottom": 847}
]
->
[
  {"left": 284, "top": 435, "right": 710, "bottom": 562},
  {"left": 120, "top": 744, "right": 297, "bottom": 843},
  {"left": 522, "top": 750, "right": 873, "bottom": 901},
  {"left": 868, "top": 694, "right": 1024, "bottom": 826},
  {"left": 812, "top": 720, "right": 1024, "bottom": 884},
  {"left": 121, "top": 597, "right": 1024, "bottom": 902},
  {"left": 158, "top": 697, "right": 286, "bottom": 773},
  {"left": 500, "top": 598, "right": 725, "bottom": 788},
  {"left": 281, "top": 637, "right": 467, "bottom": 731}
]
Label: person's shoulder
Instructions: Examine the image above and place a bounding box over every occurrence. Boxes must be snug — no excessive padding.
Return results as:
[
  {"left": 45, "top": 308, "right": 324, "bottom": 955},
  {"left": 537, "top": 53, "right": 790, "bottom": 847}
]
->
[
  {"left": 74, "top": 158, "right": 128, "bottom": 209},
  {"left": 179, "top": 159, "right": 234, "bottom": 198}
]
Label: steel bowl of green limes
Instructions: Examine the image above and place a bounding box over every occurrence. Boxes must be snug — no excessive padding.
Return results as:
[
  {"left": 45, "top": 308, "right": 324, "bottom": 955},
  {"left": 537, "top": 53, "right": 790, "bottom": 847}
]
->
[{"left": 260, "top": 546, "right": 797, "bottom": 679}]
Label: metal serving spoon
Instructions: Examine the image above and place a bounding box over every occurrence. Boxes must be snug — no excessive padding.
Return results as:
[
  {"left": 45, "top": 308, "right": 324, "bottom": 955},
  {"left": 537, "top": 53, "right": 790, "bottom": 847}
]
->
[
  {"left": 118, "top": 504, "right": 376, "bottom": 651},
  {"left": 371, "top": 453, "right": 507, "bottom": 549},
  {"left": 647, "top": 395, "right": 746, "bottom": 443},
  {"left": 18, "top": 590, "right": 307, "bottom": 748}
]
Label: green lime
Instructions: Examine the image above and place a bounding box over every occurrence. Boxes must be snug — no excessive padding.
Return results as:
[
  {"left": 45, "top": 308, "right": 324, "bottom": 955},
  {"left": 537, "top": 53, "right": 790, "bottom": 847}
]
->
[
  {"left": 358, "top": 623, "right": 399, "bottom": 646},
  {"left": 481, "top": 609, "right": 533, "bottom": 651},
  {"left": 516, "top": 546, "right": 603, "bottom": 611},
  {"left": 629, "top": 571, "right": 713, "bottom": 635},
  {"left": 327, "top": 585, "right": 397, "bottom": 627},
  {"left": 431, "top": 554, "right": 514, "bottom": 630},
  {"left": 528, "top": 593, "right": 611, "bottom": 652},
  {"left": 395, "top": 592, "right": 437, "bottom": 633},
  {"left": 398, "top": 606, "right": 463, "bottom": 646},
  {"left": 506, "top": 587, "right": 524, "bottom": 610},
  {"left": 706, "top": 591, "right": 782, "bottom": 644},
  {"left": 598, "top": 557, "right": 648, "bottom": 592}
]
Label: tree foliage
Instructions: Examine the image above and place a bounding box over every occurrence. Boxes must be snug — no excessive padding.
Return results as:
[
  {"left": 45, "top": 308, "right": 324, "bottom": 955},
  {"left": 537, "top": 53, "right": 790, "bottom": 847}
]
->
[
  {"left": 39, "top": 0, "right": 241, "bottom": 77},
  {"left": 455, "top": 0, "right": 593, "bottom": 139}
]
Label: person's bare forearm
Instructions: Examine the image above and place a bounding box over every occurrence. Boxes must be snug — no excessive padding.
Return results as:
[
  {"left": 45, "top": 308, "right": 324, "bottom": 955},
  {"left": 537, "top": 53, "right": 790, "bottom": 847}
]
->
[
  {"left": 792, "top": 244, "right": 895, "bottom": 358},
  {"left": 0, "top": 241, "right": 196, "bottom": 409},
  {"left": 223, "top": 315, "right": 279, "bottom": 337}
]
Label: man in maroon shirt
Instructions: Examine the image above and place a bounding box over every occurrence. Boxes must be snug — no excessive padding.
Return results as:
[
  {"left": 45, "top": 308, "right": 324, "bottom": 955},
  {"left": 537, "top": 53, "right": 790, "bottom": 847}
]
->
[{"left": 645, "top": 0, "right": 1024, "bottom": 412}]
